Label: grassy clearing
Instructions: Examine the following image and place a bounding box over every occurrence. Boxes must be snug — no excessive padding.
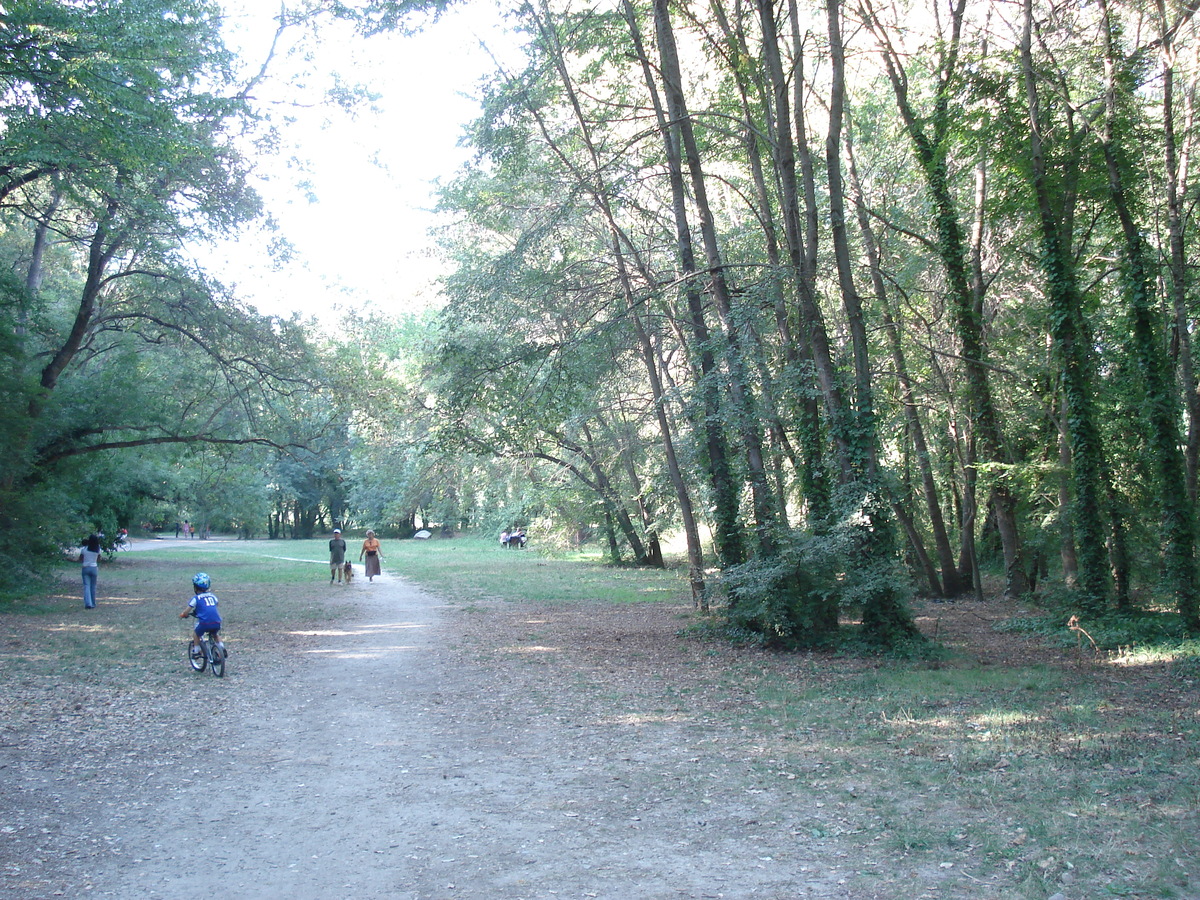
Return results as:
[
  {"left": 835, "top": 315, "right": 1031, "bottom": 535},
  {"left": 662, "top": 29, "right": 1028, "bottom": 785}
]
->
[
  {"left": 378, "top": 534, "right": 689, "bottom": 605},
  {"left": 1, "top": 543, "right": 348, "bottom": 681},
  {"left": 2, "top": 535, "right": 685, "bottom": 676}
]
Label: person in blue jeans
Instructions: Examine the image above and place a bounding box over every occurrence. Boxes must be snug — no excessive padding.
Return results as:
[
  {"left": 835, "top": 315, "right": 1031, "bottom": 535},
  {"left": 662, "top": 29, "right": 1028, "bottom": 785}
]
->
[
  {"left": 179, "top": 572, "right": 224, "bottom": 660},
  {"left": 79, "top": 534, "right": 101, "bottom": 608}
]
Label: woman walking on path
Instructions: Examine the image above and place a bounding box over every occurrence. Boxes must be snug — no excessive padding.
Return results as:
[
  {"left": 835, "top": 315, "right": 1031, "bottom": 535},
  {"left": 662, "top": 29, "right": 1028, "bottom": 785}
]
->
[
  {"left": 79, "top": 534, "right": 101, "bottom": 609},
  {"left": 360, "top": 530, "right": 383, "bottom": 582}
]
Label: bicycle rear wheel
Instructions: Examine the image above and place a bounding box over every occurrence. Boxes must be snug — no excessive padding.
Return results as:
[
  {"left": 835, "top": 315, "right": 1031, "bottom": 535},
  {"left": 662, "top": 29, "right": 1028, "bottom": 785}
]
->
[
  {"left": 187, "top": 640, "right": 206, "bottom": 672},
  {"left": 209, "top": 637, "right": 225, "bottom": 678}
]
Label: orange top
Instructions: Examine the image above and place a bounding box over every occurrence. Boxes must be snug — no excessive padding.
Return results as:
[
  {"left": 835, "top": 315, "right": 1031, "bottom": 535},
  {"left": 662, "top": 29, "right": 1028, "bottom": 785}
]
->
[{"left": 361, "top": 537, "right": 381, "bottom": 555}]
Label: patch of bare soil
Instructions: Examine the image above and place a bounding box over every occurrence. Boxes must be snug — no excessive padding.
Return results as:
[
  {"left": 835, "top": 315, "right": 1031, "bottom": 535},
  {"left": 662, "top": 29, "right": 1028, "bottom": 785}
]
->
[
  {"left": 911, "top": 596, "right": 1076, "bottom": 667},
  {"left": 1, "top": 573, "right": 1194, "bottom": 900}
]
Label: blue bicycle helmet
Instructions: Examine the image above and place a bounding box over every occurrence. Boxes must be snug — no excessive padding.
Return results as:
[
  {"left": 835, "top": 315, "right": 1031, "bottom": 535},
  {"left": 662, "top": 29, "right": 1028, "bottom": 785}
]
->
[{"left": 192, "top": 572, "right": 211, "bottom": 591}]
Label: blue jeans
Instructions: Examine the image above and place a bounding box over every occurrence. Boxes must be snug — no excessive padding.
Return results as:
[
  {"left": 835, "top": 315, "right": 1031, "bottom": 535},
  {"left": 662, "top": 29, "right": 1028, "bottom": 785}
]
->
[{"left": 82, "top": 567, "right": 97, "bottom": 608}]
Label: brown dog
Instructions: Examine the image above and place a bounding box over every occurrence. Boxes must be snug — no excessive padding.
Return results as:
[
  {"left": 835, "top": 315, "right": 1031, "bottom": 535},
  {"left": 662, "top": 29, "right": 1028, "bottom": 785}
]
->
[{"left": 343, "top": 561, "right": 354, "bottom": 584}]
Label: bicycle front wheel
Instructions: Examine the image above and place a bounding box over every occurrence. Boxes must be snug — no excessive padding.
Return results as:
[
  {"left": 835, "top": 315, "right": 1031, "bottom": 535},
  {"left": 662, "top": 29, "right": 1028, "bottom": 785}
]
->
[
  {"left": 187, "top": 640, "right": 206, "bottom": 672},
  {"left": 209, "top": 639, "right": 225, "bottom": 678}
]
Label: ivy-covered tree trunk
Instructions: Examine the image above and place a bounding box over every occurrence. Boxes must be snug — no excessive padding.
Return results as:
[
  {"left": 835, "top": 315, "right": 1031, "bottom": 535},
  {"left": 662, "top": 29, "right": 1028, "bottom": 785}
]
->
[
  {"left": 702, "top": 0, "right": 833, "bottom": 529},
  {"left": 1020, "top": 0, "right": 1111, "bottom": 612},
  {"left": 755, "top": 0, "right": 855, "bottom": 484},
  {"left": 652, "top": 0, "right": 783, "bottom": 561},
  {"left": 846, "top": 121, "right": 961, "bottom": 597},
  {"left": 1057, "top": 398, "right": 1079, "bottom": 586},
  {"left": 864, "top": 0, "right": 1032, "bottom": 599},
  {"left": 1098, "top": 0, "right": 1199, "bottom": 631},
  {"left": 824, "top": 0, "right": 919, "bottom": 642}
]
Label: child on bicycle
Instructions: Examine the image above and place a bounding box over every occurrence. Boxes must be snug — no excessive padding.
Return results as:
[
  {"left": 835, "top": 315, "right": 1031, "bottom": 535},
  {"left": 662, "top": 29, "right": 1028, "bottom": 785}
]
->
[{"left": 179, "top": 572, "right": 224, "bottom": 659}]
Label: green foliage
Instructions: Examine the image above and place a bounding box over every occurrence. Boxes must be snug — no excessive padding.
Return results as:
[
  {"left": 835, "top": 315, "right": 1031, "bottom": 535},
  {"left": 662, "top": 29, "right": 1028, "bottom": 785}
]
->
[
  {"left": 431, "top": 131, "right": 680, "bottom": 562},
  {"left": 718, "top": 491, "right": 922, "bottom": 651},
  {"left": 997, "top": 606, "right": 1194, "bottom": 653},
  {"left": 5, "top": 0, "right": 1181, "bottom": 659},
  {"left": 0, "top": 0, "right": 354, "bottom": 578},
  {"left": 719, "top": 531, "right": 842, "bottom": 648}
]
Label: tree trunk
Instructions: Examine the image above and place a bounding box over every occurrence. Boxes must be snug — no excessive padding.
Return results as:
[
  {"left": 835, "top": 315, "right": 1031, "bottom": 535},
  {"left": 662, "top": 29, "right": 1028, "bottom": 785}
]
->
[
  {"left": 1156, "top": 0, "right": 1200, "bottom": 506},
  {"left": 845, "top": 121, "right": 960, "bottom": 596},
  {"left": 756, "top": 0, "right": 855, "bottom": 483},
  {"left": 863, "top": 0, "right": 1031, "bottom": 598},
  {"left": 824, "top": 0, "right": 919, "bottom": 641},
  {"left": 32, "top": 199, "right": 123, "bottom": 416},
  {"left": 603, "top": 506, "right": 621, "bottom": 564},
  {"left": 614, "top": 425, "right": 666, "bottom": 570},
  {"left": 1019, "top": 0, "right": 1111, "bottom": 611},
  {"left": 1098, "top": 0, "right": 1199, "bottom": 630},
  {"left": 623, "top": 0, "right": 742, "bottom": 574},
  {"left": 654, "top": 0, "right": 782, "bottom": 559},
  {"left": 1057, "top": 396, "right": 1079, "bottom": 586},
  {"left": 703, "top": 0, "right": 832, "bottom": 528}
]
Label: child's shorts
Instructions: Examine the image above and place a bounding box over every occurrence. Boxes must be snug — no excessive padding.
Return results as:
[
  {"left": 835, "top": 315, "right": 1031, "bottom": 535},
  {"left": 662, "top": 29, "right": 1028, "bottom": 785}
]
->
[{"left": 194, "top": 622, "right": 221, "bottom": 638}]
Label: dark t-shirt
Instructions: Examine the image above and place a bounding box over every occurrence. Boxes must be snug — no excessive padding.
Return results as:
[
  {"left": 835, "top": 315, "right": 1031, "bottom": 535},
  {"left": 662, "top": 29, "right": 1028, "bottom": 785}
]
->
[{"left": 329, "top": 538, "right": 347, "bottom": 564}]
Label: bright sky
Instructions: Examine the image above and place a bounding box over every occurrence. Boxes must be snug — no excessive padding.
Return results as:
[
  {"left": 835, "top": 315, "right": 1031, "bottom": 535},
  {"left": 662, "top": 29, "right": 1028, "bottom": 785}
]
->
[{"left": 204, "top": 2, "right": 521, "bottom": 326}]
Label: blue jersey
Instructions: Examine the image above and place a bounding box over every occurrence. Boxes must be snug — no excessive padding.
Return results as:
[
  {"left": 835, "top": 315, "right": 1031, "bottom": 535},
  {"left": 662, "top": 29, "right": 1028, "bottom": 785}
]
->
[{"left": 189, "top": 591, "right": 221, "bottom": 626}]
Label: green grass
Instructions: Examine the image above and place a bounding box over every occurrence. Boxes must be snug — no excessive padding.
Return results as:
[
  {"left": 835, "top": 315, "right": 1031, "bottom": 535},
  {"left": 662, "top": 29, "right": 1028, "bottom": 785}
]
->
[
  {"left": 361, "top": 533, "right": 689, "bottom": 605},
  {"left": 733, "top": 653, "right": 1200, "bottom": 899},
  {"left": 2, "top": 542, "right": 347, "bottom": 677},
  {"left": 2, "top": 534, "right": 687, "bottom": 679}
]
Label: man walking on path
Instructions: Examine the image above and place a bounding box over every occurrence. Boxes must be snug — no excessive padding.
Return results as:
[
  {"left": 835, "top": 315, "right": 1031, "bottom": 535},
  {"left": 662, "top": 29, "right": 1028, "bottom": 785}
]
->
[{"left": 329, "top": 528, "right": 348, "bottom": 584}]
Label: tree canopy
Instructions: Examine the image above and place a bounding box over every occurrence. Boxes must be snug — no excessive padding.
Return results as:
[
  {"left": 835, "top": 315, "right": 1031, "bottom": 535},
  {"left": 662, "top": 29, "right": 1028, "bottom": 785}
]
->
[
  {"left": 420, "top": 0, "right": 1200, "bottom": 644},
  {"left": 0, "top": 0, "right": 348, "bottom": 574}
]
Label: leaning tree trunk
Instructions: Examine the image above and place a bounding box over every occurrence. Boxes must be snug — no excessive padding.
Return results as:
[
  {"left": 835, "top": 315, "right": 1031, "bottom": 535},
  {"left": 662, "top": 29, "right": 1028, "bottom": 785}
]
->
[
  {"left": 625, "top": 0, "right": 745, "bottom": 570},
  {"left": 528, "top": 2, "right": 710, "bottom": 595}
]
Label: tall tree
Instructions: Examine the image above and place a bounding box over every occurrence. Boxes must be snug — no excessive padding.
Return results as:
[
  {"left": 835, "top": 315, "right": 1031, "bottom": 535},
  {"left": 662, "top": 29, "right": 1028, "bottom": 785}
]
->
[
  {"left": 1096, "top": 0, "right": 1199, "bottom": 630},
  {"left": 0, "top": 0, "right": 338, "bottom": 570},
  {"left": 860, "top": 0, "right": 1033, "bottom": 598},
  {"left": 822, "top": 0, "right": 920, "bottom": 639},
  {"left": 1019, "top": 0, "right": 1114, "bottom": 611}
]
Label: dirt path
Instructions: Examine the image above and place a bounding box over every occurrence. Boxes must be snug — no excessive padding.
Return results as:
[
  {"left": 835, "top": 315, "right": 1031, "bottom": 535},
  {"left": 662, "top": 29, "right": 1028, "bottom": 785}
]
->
[
  {"left": 5, "top": 562, "right": 877, "bottom": 900},
  {"left": 7, "top": 542, "right": 1198, "bottom": 898}
]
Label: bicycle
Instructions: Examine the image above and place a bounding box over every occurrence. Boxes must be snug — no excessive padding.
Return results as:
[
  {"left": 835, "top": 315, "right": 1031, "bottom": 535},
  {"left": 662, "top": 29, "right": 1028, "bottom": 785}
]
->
[
  {"left": 186, "top": 626, "right": 227, "bottom": 678},
  {"left": 100, "top": 534, "right": 130, "bottom": 562}
]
